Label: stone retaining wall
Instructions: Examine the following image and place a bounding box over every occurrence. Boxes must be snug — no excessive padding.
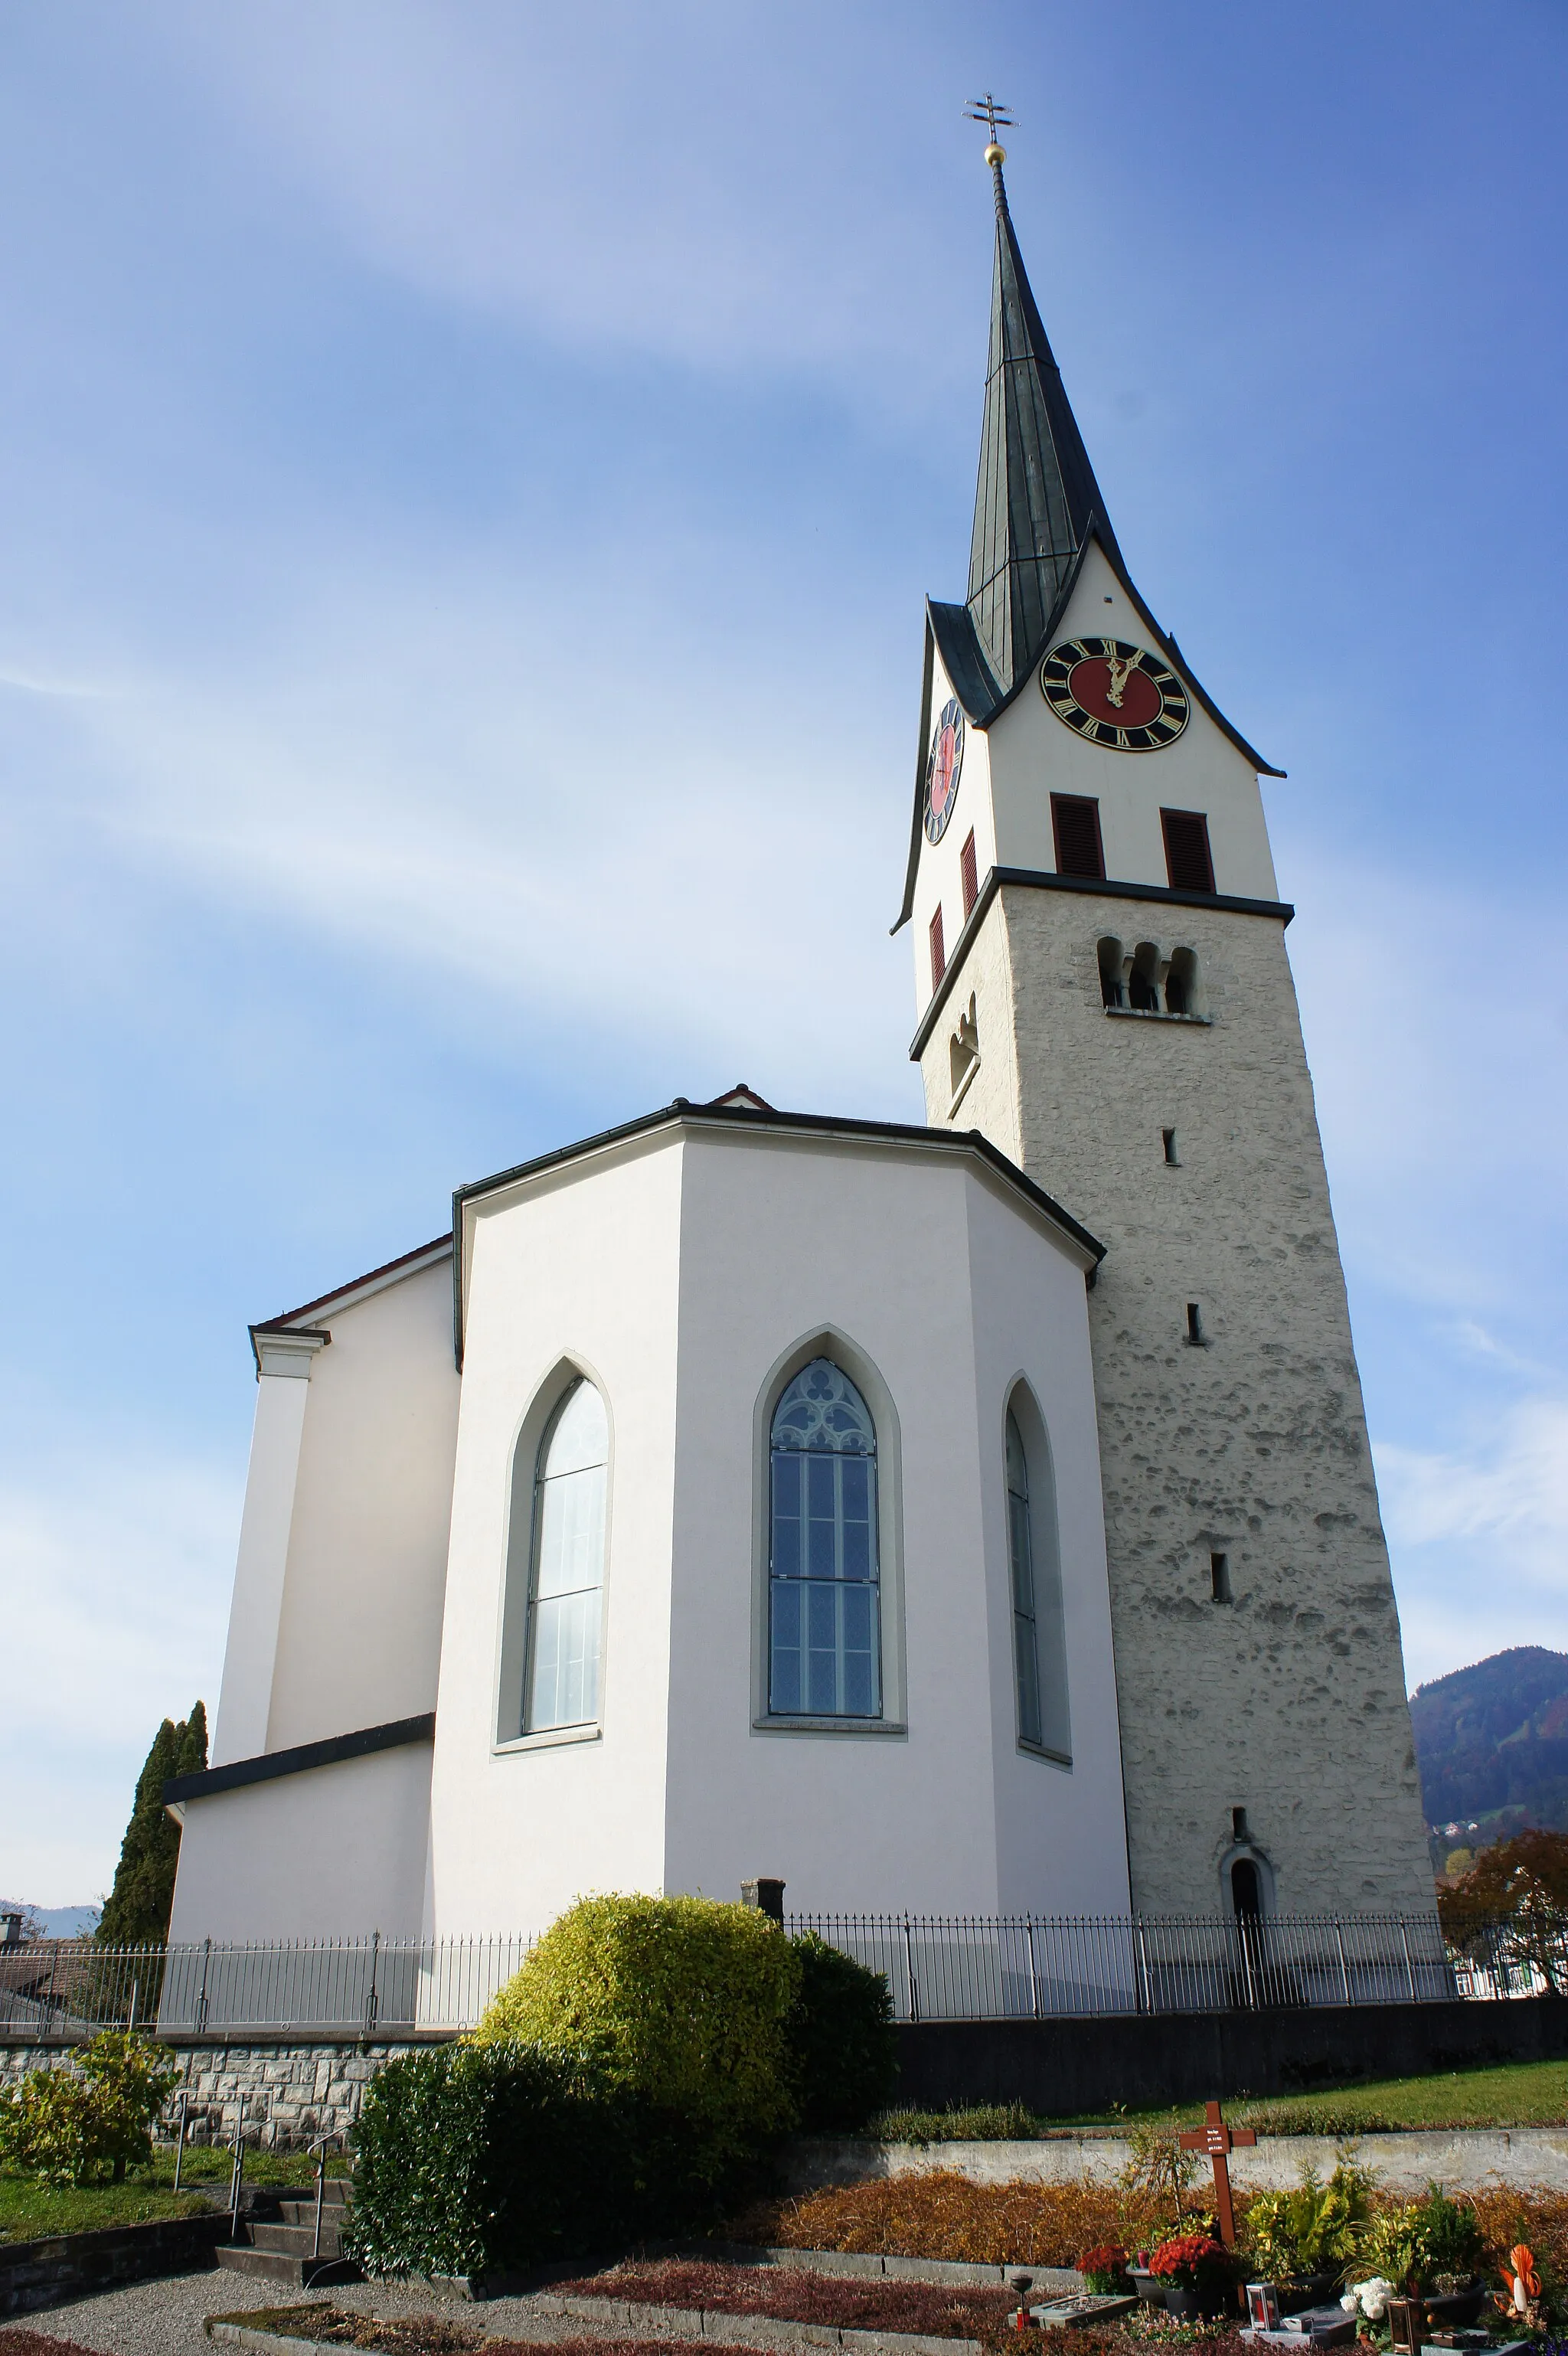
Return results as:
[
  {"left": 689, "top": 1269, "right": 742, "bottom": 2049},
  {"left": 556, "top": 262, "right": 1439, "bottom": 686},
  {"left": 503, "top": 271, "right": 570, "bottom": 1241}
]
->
[
  {"left": 0, "top": 2212, "right": 229, "bottom": 2318},
  {"left": 0, "top": 2040, "right": 429, "bottom": 2149}
]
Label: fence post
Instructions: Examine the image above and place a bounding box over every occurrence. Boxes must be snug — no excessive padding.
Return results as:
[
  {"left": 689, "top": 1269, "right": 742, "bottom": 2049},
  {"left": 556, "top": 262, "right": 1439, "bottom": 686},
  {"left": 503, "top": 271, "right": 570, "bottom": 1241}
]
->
[
  {"left": 1397, "top": 1918, "right": 1416, "bottom": 2002},
  {"left": 901, "top": 1914, "right": 920, "bottom": 2024},
  {"left": 1134, "top": 1920, "right": 1151, "bottom": 2015},
  {"left": 196, "top": 1938, "right": 212, "bottom": 2035},
  {"left": 1334, "top": 1922, "right": 1351, "bottom": 2008},
  {"left": 1026, "top": 1919, "right": 1040, "bottom": 2020},
  {"left": 363, "top": 1930, "right": 381, "bottom": 2040}
]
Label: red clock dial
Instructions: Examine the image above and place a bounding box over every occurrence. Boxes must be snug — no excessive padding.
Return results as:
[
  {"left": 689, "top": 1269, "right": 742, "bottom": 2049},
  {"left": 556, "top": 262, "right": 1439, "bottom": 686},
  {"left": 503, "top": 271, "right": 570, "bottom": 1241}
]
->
[
  {"left": 923, "top": 697, "right": 965, "bottom": 842},
  {"left": 1040, "top": 638, "right": 1190, "bottom": 752}
]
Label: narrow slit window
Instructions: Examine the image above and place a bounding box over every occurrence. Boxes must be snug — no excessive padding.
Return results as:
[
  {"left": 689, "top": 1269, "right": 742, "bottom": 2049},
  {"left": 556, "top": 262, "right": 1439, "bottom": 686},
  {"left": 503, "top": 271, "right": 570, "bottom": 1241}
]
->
[
  {"left": 1186, "top": 1302, "right": 1204, "bottom": 1345},
  {"left": 1210, "top": 1551, "right": 1231, "bottom": 1603},
  {"left": 1051, "top": 793, "right": 1106, "bottom": 881},
  {"left": 959, "top": 829, "right": 978, "bottom": 918},
  {"left": 1161, "top": 808, "right": 1215, "bottom": 894},
  {"left": 1162, "top": 1128, "right": 1178, "bottom": 1164},
  {"left": 1005, "top": 1399, "right": 1071, "bottom": 1762},
  {"left": 929, "top": 904, "right": 946, "bottom": 991}
]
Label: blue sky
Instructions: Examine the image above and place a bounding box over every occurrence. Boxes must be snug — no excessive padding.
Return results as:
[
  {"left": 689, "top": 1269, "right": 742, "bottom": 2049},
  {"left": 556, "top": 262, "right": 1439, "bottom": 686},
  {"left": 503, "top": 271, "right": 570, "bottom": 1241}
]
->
[{"left": 4, "top": 1, "right": 1566, "bottom": 1903}]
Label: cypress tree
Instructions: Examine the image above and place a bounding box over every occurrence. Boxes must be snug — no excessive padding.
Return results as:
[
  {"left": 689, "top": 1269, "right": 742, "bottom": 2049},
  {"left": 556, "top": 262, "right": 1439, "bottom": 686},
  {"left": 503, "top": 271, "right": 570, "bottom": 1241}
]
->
[{"left": 96, "top": 1701, "right": 207, "bottom": 1946}]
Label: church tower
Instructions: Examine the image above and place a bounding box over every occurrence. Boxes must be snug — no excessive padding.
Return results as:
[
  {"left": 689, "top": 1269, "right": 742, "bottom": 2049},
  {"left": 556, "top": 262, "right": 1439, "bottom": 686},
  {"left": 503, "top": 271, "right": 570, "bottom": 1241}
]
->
[{"left": 897, "top": 132, "right": 1433, "bottom": 1916}]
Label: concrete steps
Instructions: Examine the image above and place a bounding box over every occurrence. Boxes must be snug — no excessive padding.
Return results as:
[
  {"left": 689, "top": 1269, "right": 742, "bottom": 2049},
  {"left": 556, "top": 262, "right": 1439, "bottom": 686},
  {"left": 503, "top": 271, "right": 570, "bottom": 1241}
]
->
[{"left": 215, "top": 2178, "right": 358, "bottom": 2291}]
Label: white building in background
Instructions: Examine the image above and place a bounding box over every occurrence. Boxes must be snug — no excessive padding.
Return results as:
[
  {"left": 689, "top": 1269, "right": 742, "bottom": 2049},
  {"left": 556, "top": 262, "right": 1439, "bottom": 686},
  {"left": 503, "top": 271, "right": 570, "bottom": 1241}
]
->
[{"left": 166, "top": 148, "right": 1432, "bottom": 1947}]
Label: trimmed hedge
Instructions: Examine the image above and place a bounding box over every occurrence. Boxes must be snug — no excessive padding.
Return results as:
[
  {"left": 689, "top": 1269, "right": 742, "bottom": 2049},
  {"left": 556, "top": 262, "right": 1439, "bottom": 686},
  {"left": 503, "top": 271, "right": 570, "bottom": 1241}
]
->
[
  {"left": 472, "top": 1894, "right": 799, "bottom": 2176},
  {"left": 344, "top": 2041, "right": 704, "bottom": 2279},
  {"left": 788, "top": 1930, "right": 897, "bottom": 2132}
]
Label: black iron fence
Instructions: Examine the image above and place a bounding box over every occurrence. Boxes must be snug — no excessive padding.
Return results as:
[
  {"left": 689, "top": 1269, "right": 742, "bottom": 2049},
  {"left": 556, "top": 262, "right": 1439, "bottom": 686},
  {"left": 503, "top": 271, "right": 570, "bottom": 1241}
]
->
[{"left": 0, "top": 1911, "right": 1559, "bottom": 2038}]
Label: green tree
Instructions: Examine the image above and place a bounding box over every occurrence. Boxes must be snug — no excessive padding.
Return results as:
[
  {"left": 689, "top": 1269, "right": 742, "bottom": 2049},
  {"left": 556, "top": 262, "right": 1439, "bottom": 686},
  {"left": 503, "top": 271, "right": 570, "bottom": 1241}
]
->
[
  {"left": 1439, "top": 1826, "right": 1568, "bottom": 1992},
  {"left": 96, "top": 1703, "right": 207, "bottom": 1946}
]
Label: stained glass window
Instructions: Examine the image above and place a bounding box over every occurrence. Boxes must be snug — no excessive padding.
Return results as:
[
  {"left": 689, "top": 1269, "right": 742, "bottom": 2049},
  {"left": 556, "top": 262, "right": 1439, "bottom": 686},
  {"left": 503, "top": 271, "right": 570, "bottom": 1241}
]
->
[
  {"left": 769, "top": 1359, "right": 880, "bottom": 1718},
  {"left": 525, "top": 1379, "right": 608, "bottom": 1732}
]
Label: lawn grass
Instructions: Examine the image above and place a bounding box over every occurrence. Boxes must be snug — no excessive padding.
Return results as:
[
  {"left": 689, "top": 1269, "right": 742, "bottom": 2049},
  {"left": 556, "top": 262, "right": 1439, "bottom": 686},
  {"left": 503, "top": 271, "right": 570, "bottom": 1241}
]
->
[
  {"left": 0, "top": 2142, "right": 348, "bottom": 2244},
  {"left": 0, "top": 2169, "right": 215, "bottom": 2243},
  {"left": 871, "top": 2059, "right": 1568, "bottom": 2142}
]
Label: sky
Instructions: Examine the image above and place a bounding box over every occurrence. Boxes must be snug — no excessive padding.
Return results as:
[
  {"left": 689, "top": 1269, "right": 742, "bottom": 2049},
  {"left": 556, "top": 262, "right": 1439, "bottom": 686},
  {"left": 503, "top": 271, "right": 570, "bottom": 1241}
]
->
[{"left": 3, "top": 0, "right": 1566, "bottom": 1906}]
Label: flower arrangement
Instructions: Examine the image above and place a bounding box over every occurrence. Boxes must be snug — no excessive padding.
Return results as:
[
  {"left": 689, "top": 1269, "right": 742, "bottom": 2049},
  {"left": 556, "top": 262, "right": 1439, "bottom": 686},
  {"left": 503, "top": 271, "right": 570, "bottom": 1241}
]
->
[
  {"left": 1148, "top": 2233, "right": 1235, "bottom": 2292},
  {"left": 1077, "top": 2243, "right": 1131, "bottom": 2292},
  {"left": 1245, "top": 2160, "right": 1374, "bottom": 2281},
  {"left": 1340, "top": 2276, "right": 1396, "bottom": 2324}
]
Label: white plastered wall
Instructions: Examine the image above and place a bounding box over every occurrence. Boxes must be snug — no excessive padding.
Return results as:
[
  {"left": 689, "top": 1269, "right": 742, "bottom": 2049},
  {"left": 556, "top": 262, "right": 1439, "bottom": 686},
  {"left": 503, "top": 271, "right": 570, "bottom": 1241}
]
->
[
  {"left": 166, "top": 1743, "right": 433, "bottom": 1944},
  {"left": 266, "top": 1259, "right": 460, "bottom": 1750},
  {"left": 659, "top": 1126, "right": 1128, "bottom": 1920},
  {"left": 425, "top": 1132, "right": 685, "bottom": 1939}
]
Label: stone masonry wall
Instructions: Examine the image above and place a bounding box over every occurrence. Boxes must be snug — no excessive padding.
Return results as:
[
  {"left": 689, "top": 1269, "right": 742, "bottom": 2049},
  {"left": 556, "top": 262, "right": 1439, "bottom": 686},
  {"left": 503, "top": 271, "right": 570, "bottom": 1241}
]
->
[
  {"left": 922, "top": 883, "right": 1433, "bottom": 1916},
  {"left": 0, "top": 2040, "right": 437, "bottom": 2149}
]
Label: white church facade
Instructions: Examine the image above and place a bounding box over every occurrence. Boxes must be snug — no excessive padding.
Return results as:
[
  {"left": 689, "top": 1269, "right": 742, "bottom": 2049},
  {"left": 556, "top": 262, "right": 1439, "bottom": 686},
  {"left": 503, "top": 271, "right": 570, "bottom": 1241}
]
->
[{"left": 166, "top": 146, "right": 1434, "bottom": 1946}]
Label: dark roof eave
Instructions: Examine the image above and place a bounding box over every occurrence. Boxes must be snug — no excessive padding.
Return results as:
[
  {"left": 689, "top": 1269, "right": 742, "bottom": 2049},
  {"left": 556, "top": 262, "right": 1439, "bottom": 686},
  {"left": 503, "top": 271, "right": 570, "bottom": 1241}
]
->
[{"left": 452, "top": 1096, "right": 1105, "bottom": 1366}]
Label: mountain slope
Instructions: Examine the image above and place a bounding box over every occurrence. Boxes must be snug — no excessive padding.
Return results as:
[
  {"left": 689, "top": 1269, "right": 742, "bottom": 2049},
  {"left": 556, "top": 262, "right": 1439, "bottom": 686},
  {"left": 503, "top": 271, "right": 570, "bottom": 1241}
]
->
[{"left": 1411, "top": 1646, "right": 1568, "bottom": 1840}]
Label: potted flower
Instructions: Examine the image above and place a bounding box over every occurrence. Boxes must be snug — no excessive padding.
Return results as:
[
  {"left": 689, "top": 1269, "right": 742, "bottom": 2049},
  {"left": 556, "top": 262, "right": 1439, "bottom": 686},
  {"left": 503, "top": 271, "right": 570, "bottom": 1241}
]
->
[
  {"left": 1076, "top": 2243, "right": 1132, "bottom": 2293},
  {"left": 1246, "top": 2161, "right": 1374, "bottom": 2314},
  {"left": 1148, "top": 2230, "right": 1239, "bottom": 2319},
  {"left": 1357, "top": 2186, "right": 1487, "bottom": 2328}
]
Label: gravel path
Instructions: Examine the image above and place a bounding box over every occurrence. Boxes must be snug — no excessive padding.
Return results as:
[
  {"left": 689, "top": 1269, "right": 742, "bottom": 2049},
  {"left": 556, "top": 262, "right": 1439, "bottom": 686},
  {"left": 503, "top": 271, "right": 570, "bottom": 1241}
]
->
[{"left": 0, "top": 2272, "right": 629, "bottom": 2356}]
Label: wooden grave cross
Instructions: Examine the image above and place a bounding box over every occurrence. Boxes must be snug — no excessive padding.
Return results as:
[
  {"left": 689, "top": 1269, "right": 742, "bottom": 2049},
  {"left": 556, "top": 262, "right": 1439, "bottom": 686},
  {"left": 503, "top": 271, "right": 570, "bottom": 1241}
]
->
[{"left": 1178, "top": 2099, "right": 1255, "bottom": 2247}]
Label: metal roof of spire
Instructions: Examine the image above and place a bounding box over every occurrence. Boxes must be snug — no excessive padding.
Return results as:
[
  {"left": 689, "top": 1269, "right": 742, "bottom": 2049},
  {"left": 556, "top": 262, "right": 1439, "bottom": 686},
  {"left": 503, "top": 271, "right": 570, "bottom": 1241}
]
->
[{"left": 965, "top": 146, "right": 1125, "bottom": 698}]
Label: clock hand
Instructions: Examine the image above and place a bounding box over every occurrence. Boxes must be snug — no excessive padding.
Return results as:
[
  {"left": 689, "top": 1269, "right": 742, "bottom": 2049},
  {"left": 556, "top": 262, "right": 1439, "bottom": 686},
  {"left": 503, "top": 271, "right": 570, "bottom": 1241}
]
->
[{"left": 1104, "top": 650, "right": 1135, "bottom": 709}]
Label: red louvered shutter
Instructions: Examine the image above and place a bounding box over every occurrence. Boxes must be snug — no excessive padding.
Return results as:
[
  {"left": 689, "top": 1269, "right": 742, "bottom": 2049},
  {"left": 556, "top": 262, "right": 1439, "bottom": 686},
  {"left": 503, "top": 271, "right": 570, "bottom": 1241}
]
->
[
  {"left": 960, "top": 830, "right": 978, "bottom": 918},
  {"left": 929, "top": 905, "right": 946, "bottom": 990},
  {"left": 1050, "top": 794, "right": 1106, "bottom": 881},
  {"left": 1161, "top": 809, "right": 1216, "bottom": 894}
]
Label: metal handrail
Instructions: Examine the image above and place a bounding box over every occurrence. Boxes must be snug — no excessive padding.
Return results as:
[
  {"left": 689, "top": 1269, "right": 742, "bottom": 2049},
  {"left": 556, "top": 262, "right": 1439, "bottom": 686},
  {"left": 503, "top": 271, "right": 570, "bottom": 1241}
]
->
[{"left": 307, "top": 2129, "right": 345, "bottom": 2266}]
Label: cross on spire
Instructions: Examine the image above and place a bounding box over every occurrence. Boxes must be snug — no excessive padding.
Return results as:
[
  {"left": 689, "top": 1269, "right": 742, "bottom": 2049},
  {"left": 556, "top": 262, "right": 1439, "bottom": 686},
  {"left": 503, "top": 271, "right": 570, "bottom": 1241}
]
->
[{"left": 964, "top": 93, "right": 1014, "bottom": 162}]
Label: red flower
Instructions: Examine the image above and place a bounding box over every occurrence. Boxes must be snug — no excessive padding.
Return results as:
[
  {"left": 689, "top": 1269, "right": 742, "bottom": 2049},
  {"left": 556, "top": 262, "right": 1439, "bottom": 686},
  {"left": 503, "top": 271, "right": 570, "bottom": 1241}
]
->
[{"left": 1148, "top": 2233, "right": 1230, "bottom": 2288}]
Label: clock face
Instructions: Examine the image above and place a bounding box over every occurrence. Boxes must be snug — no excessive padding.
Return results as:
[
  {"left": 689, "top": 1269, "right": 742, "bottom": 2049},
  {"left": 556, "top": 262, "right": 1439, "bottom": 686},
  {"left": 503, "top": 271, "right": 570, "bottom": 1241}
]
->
[
  {"left": 1040, "top": 638, "right": 1190, "bottom": 752},
  {"left": 924, "top": 698, "right": 965, "bottom": 842}
]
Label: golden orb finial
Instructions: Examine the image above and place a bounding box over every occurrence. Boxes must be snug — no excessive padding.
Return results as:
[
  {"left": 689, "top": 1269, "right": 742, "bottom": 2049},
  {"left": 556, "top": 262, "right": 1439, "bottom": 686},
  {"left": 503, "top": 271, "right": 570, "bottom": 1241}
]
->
[{"left": 965, "top": 93, "right": 1014, "bottom": 167}]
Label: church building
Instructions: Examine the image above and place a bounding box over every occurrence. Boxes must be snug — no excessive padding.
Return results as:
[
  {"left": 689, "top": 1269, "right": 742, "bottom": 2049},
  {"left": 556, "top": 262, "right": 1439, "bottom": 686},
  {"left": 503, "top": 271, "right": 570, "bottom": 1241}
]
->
[{"left": 165, "top": 142, "right": 1434, "bottom": 1947}]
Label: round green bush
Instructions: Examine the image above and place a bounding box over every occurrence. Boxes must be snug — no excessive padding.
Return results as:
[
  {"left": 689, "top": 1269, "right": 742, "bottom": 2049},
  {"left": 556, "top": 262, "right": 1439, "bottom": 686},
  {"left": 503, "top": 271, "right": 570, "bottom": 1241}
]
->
[
  {"left": 473, "top": 1893, "right": 802, "bottom": 2171},
  {"left": 787, "top": 1930, "right": 897, "bottom": 2132}
]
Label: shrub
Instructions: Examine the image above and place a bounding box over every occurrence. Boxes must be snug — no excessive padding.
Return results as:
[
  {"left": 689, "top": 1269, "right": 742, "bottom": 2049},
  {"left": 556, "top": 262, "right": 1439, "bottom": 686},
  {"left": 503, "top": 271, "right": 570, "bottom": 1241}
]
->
[
  {"left": 1357, "top": 2184, "right": 1485, "bottom": 2292},
  {"left": 345, "top": 2041, "right": 671, "bottom": 2278},
  {"left": 472, "top": 1894, "right": 799, "bottom": 2178},
  {"left": 1243, "top": 2160, "right": 1374, "bottom": 2281},
  {"left": 0, "top": 2032, "right": 178, "bottom": 2186},
  {"left": 786, "top": 1933, "right": 896, "bottom": 2133}
]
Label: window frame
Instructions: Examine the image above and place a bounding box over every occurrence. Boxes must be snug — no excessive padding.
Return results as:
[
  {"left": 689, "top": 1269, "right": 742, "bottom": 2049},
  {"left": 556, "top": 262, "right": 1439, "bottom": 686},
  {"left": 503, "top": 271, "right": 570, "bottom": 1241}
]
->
[
  {"left": 1160, "top": 807, "right": 1216, "bottom": 894},
  {"left": 1001, "top": 1383, "right": 1072, "bottom": 1768},
  {"left": 494, "top": 1358, "right": 613, "bottom": 1754},
  {"left": 751, "top": 1332, "right": 907, "bottom": 1739},
  {"left": 1051, "top": 793, "right": 1106, "bottom": 881}
]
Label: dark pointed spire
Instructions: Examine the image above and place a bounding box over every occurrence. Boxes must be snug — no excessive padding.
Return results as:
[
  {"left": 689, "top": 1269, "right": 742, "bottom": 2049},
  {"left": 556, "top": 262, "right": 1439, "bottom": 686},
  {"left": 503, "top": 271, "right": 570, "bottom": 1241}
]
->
[{"left": 966, "top": 154, "right": 1123, "bottom": 698}]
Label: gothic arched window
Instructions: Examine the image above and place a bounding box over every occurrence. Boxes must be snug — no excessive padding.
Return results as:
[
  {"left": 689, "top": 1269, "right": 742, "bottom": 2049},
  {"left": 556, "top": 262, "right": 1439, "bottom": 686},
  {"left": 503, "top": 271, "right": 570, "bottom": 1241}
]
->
[
  {"left": 1005, "top": 1397, "right": 1072, "bottom": 1762},
  {"left": 524, "top": 1379, "right": 608, "bottom": 1732},
  {"left": 769, "top": 1359, "right": 880, "bottom": 1718}
]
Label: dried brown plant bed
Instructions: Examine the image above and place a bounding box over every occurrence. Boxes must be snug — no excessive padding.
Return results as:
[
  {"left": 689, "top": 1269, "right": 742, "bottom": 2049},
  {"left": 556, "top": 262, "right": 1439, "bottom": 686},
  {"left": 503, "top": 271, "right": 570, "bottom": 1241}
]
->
[
  {"left": 205, "top": 2316, "right": 744, "bottom": 2356},
  {"left": 555, "top": 2256, "right": 1012, "bottom": 2338},
  {"left": 731, "top": 2171, "right": 1161, "bottom": 2265},
  {"left": 737, "top": 2171, "right": 1568, "bottom": 2286},
  {"left": 0, "top": 2335, "right": 103, "bottom": 2356}
]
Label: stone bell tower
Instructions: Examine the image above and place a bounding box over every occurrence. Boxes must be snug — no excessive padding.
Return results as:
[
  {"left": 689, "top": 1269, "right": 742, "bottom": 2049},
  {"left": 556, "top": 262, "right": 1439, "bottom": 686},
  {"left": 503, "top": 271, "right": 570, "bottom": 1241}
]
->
[{"left": 893, "top": 130, "right": 1432, "bottom": 1917}]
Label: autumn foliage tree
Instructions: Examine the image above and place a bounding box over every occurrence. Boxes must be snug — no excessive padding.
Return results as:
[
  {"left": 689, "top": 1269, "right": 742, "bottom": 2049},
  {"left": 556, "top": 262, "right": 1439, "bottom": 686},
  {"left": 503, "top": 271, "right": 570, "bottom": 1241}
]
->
[
  {"left": 96, "top": 1704, "right": 207, "bottom": 1946},
  {"left": 1438, "top": 1828, "right": 1568, "bottom": 1992}
]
